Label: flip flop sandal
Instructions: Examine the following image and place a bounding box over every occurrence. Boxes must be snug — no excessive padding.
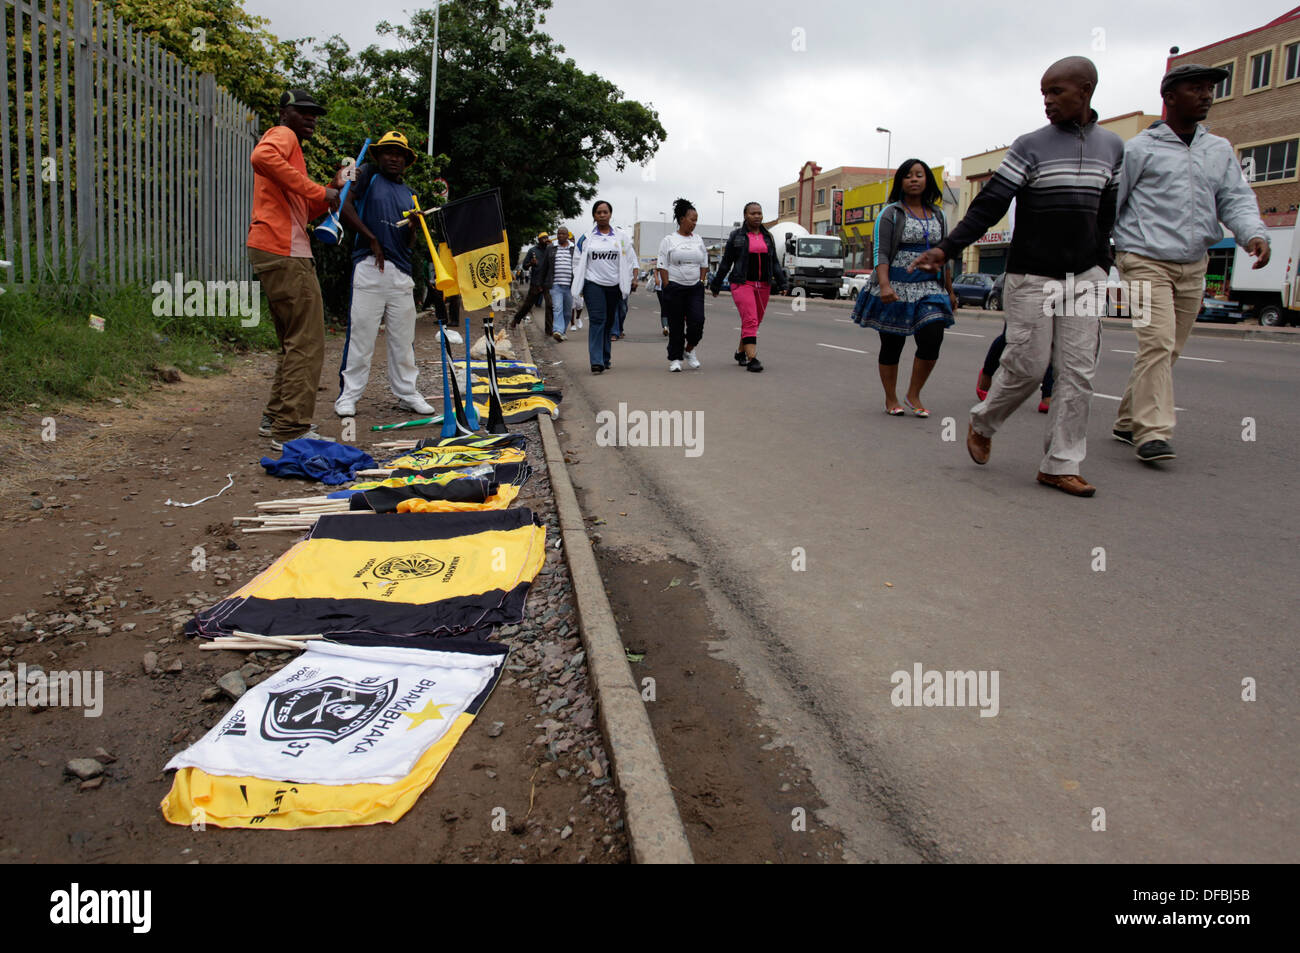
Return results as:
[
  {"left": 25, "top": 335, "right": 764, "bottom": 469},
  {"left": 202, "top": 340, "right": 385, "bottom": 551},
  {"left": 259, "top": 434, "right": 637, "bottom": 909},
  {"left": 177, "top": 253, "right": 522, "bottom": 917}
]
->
[
  {"left": 887, "top": 406, "right": 906, "bottom": 416},
  {"left": 903, "top": 397, "right": 930, "bottom": 418}
]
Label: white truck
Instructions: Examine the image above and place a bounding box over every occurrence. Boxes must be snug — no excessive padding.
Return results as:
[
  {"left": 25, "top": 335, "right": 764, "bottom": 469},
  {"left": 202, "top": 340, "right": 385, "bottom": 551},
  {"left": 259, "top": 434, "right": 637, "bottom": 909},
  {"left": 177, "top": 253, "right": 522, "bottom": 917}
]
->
[
  {"left": 1216, "top": 224, "right": 1298, "bottom": 326},
  {"left": 768, "top": 222, "right": 843, "bottom": 299}
]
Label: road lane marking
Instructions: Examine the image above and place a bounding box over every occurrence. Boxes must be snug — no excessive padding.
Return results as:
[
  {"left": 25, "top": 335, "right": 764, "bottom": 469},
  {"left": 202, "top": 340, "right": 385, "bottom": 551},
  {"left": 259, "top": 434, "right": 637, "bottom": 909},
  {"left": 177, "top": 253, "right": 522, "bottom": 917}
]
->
[
  {"left": 1095, "top": 392, "right": 1186, "bottom": 411},
  {"left": 834, "top": 318, "right": 854, "bottom": 323},
  {"left": 1111, "top": 348, "right": 1224, "bottom": 363},
  {"left": 817, "top": 343, "right": 869, "bottom": 354},
  {"left": 947, "top": 331, "right": 986, "bottom": 337}
]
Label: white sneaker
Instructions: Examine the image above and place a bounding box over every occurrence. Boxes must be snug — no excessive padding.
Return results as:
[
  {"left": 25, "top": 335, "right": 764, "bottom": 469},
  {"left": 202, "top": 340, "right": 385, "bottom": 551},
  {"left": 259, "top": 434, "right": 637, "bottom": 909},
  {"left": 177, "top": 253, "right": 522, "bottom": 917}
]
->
[
  {"left": 684, "top": 349, "right": 701, "bottom": 369},
  {"left": 668, "top": 360, "right": 682, "bottom": 372},
  {"left": 575, "top": 318, "right": 584, "bottom": 329},
  {"left": 398, "top": 397, "right": 436, "bottom": 415},
  {"left": 335, "top": 402, "right": 356, "bottom": 418}
]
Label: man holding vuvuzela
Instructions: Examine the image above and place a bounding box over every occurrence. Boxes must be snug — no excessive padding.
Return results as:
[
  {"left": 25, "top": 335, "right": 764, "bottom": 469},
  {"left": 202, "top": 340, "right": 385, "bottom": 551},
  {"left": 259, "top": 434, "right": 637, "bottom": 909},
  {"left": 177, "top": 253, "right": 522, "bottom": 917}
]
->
[
  {"left": 334, "top": 130, "right": 436, "bottom": 419},
  {"left": 248, "top": 89, "right": 344, "bottom": 448},
  {"left": 1109, "top": 64, "right": 1270, "bottom": 464}
]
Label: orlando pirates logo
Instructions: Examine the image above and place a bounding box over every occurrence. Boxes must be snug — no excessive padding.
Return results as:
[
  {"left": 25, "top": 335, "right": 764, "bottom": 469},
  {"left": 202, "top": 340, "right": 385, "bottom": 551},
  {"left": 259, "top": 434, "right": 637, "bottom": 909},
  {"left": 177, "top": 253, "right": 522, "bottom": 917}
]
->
[
  {"left": 373, "top": 553, "right": 445, "bottom": 581},
  {"left": 260, "top": 677, "right": 397, "bottom": 743},
  {"left": 474, "top": 253, "right": 502, "bottom": 286}
]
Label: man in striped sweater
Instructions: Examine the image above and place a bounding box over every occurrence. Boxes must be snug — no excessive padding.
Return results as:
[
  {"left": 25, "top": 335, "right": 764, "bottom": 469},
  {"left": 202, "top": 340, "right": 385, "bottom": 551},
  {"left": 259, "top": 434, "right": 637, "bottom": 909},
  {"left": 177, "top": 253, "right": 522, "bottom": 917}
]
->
[
  {"left": 913, "top": 56, "right": 1124, "bottom": 497},
  {"left": 549, "top": 227, "right": 577, "bottom": 341}
]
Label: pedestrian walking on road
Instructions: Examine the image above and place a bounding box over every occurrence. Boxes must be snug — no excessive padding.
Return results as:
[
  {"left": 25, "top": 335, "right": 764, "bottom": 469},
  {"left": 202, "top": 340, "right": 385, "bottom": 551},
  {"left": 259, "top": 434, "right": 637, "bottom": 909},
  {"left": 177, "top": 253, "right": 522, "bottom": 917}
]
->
[
  {"left": 510, "top": 233, "right": 554, "bottom": 328},
  {"left": 912, "top": 56, "right": 1124, "bottom": 497},
  {"left": 549, "top": 226, "right": 577, "bottom": 341},
  {"left": 571, "top": 200, "right": 637, "bottom": 374},
  {"left": 710, "top": 202, "right": 787, "bottom": 372},
  {"left": 651, "top": 266, "right": 669, "bottom": 336},
  {"left": 657, "top": 198, "right": 710, "bottom": 372},
  {"left": 334, "top": 130, "right": 435, "bottom": 420},
  {"left": 851, "top": 159, "right": 956, "bottom": 416},
  {"left": 1111, "top": 63, "right": 1271, "bottom": 464},
  {"left": 247, "top": 88, "right": 344, "bottom": 448}
]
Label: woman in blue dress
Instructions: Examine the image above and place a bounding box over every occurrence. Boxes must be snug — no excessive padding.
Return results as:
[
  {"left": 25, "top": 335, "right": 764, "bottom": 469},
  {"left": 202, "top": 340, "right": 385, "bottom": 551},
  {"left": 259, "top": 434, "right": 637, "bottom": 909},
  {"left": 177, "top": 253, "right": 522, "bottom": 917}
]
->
[{"left": 852, "top": 159, "right": 957, "bottom": 416}]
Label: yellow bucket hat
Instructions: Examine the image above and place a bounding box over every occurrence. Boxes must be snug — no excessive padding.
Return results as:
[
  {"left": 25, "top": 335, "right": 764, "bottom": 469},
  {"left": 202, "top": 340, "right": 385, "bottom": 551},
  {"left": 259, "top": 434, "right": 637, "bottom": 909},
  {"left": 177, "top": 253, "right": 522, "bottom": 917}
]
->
[{"left": 374, "top": 130, "right": 417, "bottom": 165}]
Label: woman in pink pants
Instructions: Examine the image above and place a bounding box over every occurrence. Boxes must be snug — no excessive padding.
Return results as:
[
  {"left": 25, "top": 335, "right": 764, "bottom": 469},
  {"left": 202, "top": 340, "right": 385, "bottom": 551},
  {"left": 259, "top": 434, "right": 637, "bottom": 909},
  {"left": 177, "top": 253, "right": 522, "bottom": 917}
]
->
[{"left": 709, "top": 202, "right": 788, "bottom": 372}]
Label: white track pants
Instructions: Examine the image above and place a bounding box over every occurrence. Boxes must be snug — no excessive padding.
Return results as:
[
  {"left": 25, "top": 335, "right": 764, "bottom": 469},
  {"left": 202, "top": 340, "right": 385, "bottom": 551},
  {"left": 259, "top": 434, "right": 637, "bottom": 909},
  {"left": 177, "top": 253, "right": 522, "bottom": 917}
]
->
[{"left": 336, "top": 257, "right": 424, "bottom": 410}]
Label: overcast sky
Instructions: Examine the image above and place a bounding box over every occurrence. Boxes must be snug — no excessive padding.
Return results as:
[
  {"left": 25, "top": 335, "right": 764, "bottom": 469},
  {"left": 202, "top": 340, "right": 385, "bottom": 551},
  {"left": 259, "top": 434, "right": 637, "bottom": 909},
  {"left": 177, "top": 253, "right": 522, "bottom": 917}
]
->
[{"left": 245, "top": 0, "right": 1291, "bottom": 237}]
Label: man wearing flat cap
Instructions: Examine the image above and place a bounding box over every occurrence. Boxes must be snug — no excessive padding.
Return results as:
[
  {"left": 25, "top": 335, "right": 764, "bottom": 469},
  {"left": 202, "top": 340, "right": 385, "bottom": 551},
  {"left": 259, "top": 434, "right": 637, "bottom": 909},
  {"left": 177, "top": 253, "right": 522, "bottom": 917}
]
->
[
  {"left": 1110, "top": 64, "right": 1270, "bottom": 463},
  {"left": 335, "top": 130, "right": 435, "bottom": 418},
  {"left": 249, "top": 88, "right": 345, "bottom": 447}
]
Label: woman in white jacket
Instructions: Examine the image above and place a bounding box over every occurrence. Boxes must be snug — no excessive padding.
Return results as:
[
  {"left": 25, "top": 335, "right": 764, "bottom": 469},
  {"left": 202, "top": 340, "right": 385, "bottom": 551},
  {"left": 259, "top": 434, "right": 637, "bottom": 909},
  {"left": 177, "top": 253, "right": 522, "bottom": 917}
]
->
[{"left": 571, "top": 200, "right": 637, "bottom": 374}]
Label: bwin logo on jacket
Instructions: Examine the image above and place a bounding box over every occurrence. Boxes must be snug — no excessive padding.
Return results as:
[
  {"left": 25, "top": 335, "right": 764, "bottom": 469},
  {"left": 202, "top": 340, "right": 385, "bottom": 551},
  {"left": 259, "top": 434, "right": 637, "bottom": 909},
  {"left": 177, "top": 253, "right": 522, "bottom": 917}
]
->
[
  {"left": 589, "top": 250, "right": 619, "bottom": 261},
  {"left": 260, "top": 677, "right": 397, "bottom": 743}
]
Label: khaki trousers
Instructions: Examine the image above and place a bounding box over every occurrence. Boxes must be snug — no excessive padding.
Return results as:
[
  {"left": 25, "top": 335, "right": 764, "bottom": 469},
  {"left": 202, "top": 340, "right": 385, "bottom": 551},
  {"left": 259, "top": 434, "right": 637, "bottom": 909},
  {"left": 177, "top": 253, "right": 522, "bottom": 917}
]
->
[
  {"left": 970, "top": 267, "right": 1106, "bottom": 476},
  {"left": 1113, "top": 251, "right": 1208, "bottom": 445},
  {"left": 249, "top": 247, "right": 325, "bottom": 439}
]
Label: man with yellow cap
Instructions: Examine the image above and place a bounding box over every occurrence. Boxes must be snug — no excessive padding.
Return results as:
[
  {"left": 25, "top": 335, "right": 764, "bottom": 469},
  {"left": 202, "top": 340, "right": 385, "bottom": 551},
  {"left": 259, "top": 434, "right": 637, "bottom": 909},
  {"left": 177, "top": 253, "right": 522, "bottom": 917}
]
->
[
  {"left": 335, "top": 130, "right": 435, "bottom": 418},
  {"left": 509, "top": 232, "right": 554, "bottom": 328}
]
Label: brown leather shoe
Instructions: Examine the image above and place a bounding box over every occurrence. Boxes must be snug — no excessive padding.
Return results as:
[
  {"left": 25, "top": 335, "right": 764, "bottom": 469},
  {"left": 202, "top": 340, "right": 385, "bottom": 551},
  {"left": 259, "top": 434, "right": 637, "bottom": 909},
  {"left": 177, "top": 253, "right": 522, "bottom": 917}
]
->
[
  {"left": 1036, "top": 471, "right": 1096, "bottom": 497},
  {"left": 967, "top": 423, "right": 991, "bottom": 465}
]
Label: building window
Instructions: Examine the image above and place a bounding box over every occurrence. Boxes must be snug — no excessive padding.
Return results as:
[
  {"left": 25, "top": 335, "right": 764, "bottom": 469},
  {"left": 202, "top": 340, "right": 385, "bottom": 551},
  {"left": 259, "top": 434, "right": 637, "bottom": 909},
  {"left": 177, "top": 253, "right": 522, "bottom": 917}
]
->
[
  {"left": 1213, "top": 61, "right": 1234, "bottom": 99},
  {"left": 1284, "top": 42, "right": 1300, "bottom": 83},
  {"left": 816, "top": 188, "right": 826, "bottom": 205},
  {"left": 1249, "top": 49, "right": 1273, "bottom": 91},
  {"left": 1240, "top": 139, "right": 1298, "bottom": 183}
]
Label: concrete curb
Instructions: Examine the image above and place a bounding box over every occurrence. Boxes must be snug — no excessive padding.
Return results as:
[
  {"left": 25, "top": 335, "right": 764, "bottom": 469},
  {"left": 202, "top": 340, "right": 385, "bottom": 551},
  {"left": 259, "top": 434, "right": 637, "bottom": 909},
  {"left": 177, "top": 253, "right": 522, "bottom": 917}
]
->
[{"left": 518, "top": 327, "right": 694, "bottom": 865}]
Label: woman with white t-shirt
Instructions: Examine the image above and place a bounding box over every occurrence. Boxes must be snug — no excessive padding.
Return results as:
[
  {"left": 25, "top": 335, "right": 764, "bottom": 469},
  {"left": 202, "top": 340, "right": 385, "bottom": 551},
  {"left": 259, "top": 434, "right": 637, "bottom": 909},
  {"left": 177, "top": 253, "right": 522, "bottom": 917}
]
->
[
  {"left": 570, "top": 200, "right": 637, "bottom": 374},
  {"left": 656, "top": 198, "right": 710, "bottom": 372}
]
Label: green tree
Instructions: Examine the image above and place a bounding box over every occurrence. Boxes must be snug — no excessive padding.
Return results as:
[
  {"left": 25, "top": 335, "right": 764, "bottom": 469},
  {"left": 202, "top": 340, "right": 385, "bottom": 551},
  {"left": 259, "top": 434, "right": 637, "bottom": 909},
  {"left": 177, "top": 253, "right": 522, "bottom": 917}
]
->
[
  {"left": 296, "top": 0, "right": 666, "bottom": 246},
  {"left": 110, "top": 0, "right": 296, "bottom": 117}
]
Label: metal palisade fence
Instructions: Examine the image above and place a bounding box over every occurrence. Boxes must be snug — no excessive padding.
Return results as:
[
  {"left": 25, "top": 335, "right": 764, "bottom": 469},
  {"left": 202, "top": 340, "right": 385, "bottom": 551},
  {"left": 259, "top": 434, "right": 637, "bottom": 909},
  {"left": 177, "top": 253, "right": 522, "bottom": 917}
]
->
[{"left": 1, "top": 0, "right": 260, "bottom": 288}]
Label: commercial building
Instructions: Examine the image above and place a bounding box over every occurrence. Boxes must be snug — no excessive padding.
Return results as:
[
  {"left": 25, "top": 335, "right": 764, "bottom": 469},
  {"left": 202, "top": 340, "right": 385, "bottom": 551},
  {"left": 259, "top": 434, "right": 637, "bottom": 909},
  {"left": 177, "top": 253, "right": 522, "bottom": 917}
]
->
[
  {"left": 953, "top": 111, "right": 1161, "bottom": 276},
  {"left": 775, "top": 162, "right": 893, "bottom": 234},
  {"left": 837, "top": 166, "right": 960, "bottom": 274},
  {"left": 1167, "top": 6, "right": 1300, "bottom": 217}
]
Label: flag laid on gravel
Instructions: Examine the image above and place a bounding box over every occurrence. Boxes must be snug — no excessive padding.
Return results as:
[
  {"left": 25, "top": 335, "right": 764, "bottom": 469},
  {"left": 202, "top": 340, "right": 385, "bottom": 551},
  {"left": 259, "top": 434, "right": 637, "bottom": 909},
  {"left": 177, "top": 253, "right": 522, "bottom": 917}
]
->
[
  {"left": 161, "top": 640, "right": 507, "bottom": 828},
  {"left": 186, "top": 510, "right": 546, "bottom": 640}
]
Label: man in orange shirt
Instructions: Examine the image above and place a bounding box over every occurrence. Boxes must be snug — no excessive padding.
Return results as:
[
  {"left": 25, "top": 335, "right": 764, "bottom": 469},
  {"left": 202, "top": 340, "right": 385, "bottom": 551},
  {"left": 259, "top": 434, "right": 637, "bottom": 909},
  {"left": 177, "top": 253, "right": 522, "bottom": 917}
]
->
[{"left": 247, "top": 89, "right": 343, "bottom": 447}]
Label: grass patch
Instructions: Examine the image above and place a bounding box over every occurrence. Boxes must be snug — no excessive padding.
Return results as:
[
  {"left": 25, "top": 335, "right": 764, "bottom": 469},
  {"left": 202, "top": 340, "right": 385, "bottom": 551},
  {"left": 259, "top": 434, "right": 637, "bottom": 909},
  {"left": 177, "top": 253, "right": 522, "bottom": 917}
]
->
[{"left": 0, "top": 280, "right": 278, "bottom": 409}]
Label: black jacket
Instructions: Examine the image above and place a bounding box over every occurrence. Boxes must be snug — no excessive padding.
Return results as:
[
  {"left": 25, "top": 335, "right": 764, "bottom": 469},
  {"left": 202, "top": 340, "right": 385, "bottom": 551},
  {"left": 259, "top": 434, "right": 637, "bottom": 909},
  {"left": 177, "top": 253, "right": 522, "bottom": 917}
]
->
[
  {"left": 710, "top": 226, "right": 788, "bottom": 293},
  {"left": 522, "top": 244, "right": 554, "bottom": 287}
]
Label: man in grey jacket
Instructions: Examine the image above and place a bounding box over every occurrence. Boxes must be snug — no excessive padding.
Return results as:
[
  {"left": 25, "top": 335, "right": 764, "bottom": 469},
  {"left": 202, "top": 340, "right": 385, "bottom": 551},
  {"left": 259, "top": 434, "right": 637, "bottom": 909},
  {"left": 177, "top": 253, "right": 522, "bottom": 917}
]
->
[{"left": 1111, "top": 64, "right": 1270, "bottom": 463}]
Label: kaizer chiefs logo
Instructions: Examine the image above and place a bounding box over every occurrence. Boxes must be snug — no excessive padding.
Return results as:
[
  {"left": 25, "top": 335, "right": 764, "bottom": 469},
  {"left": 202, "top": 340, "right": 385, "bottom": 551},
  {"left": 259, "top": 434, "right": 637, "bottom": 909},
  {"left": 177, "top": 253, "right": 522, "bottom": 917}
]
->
[
  {"left": 373, "top": 553, "right": 445, "bottom": 581},
  {"left": 474, "top": 253, "right": 502, "bottom": 286}
]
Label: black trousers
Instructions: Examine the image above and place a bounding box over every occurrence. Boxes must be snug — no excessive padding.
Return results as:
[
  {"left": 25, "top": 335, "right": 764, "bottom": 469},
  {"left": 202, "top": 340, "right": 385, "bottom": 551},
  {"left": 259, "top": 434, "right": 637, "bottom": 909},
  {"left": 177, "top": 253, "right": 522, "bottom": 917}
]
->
[
  {"left": 423, "top": 286, "right": 460, "bottom": 327},
  {"left": 663, "top": 281, "right": 705, "bottom": 361},
  {"left": 878, "top": 321, "right": 945, "bottom": 366},
  {"left": 510, "top": 285, "right": 552, "bottom": 326}
]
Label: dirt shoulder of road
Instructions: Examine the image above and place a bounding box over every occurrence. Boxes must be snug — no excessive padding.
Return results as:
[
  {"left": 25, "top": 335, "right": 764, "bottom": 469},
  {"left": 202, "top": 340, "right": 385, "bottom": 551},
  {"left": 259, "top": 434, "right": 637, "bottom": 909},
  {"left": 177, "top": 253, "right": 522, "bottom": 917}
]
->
[{"left": 0, "top": 323, "right": 627, "bottom": 863}]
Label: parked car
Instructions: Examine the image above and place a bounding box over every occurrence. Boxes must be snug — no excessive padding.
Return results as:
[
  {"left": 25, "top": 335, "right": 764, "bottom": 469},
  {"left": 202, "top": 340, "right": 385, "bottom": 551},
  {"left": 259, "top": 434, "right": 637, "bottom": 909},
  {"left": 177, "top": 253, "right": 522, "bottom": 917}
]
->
[
  {"left": 953, "top": 272, "right": 997, "bottom": 308},
  {"left": 1196, "top": 296, "right": 1249, "bottom": 323},
  {"left": 984, "top": 273, "right": 1006, "bottom": 311},
  {"left": 840, "top": 274, "right": 869, "bottom": 299}
]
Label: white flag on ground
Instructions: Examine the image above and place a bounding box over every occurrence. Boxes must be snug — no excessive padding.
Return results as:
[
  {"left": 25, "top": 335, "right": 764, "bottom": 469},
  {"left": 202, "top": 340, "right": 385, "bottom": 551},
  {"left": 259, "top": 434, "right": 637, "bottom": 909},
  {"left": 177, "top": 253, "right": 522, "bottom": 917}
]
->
[{"left": 166, "top": 640, "right": 505, "bottom": 786}]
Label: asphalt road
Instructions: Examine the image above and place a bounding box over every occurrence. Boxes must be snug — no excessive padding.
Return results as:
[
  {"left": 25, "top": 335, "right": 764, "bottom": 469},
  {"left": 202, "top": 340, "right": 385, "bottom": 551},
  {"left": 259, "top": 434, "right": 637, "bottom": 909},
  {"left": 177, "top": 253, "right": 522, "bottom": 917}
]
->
[{"left": 540, "top": 289, "right": 1299, "bottom": 863}]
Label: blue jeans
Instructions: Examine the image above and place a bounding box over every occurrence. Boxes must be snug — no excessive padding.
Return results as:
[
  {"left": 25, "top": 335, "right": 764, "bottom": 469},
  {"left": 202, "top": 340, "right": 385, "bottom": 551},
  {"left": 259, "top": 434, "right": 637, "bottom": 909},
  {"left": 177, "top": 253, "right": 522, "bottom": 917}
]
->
[
  {"left": 612, "top": 294, "right": 627, "bottom": 336},
  {"left": 550, "top": 285, "right": 573, "bottom": 335},
  {"left": 583, "top": 281, "right": 622, "bottom": 368}
]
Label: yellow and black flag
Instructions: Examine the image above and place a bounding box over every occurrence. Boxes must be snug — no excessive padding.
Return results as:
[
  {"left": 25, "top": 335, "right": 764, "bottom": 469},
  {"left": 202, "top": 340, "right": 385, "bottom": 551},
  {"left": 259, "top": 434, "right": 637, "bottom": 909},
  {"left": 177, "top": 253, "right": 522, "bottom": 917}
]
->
[{"left": 437, "top": 189, "right": 511, "bottom": 312}]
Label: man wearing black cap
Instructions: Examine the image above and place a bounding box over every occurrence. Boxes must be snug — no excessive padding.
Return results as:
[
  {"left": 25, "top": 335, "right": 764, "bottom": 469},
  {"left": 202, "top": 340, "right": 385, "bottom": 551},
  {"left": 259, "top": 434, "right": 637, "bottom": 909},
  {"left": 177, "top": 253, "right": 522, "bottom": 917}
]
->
[
  {"left": 248, "top": 89, "right": 344, "bottom": 447},
  {"left": 1110, "top": 64, "right": 1270, "bottom": 463}
]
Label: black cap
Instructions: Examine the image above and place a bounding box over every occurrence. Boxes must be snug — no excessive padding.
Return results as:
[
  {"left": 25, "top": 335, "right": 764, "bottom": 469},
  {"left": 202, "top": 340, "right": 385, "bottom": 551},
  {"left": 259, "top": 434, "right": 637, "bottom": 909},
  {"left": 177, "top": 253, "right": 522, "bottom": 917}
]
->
[
  {"left": 279, "top": 88, "right": 325, "bottom": 114},
  {"left": 1160, "top": 64, "right": 1230, "bottom": 96}
]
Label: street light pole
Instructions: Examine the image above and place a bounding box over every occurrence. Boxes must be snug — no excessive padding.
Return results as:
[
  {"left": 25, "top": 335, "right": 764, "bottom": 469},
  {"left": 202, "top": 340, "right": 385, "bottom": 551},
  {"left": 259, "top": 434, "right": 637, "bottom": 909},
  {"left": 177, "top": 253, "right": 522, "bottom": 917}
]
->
[
  {"left": 427, "top": 1, "right": 449, "bottom": 155},
  {"left": 876, "top": 127, "right": 892, "bottom": 170},
  {"left": 716, "top": 189, "right": 725, "bottom": 243}
]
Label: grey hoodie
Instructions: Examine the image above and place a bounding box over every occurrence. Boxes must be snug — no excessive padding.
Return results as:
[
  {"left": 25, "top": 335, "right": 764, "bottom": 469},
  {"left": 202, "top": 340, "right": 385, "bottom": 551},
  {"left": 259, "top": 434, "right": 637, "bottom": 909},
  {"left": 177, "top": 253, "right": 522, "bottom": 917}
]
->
[{"left": 1112, "top": 121, "right": 1268, "bottom": 263}]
